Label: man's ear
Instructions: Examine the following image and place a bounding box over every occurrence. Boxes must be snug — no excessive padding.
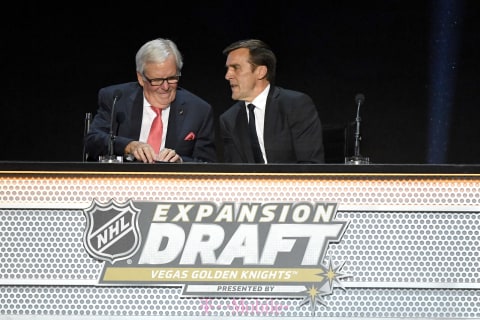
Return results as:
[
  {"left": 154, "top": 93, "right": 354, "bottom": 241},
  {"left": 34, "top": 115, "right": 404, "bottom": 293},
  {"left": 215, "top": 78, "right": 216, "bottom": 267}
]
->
[
  {"left": 137, "top": 72, "right": 145, "bottom": 87},
  {"left": 256, "top": 65, "right": 268, "bottom": 80}
]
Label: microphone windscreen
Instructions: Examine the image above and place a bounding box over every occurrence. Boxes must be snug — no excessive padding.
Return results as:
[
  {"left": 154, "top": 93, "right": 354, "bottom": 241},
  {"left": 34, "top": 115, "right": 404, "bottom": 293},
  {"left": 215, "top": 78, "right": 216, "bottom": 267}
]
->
[
  {"left": 355, "top": 93, "right": 365, "bottom": 105},
  {"left": 113, "top": 89, "right": 123, "bottom": 100}
]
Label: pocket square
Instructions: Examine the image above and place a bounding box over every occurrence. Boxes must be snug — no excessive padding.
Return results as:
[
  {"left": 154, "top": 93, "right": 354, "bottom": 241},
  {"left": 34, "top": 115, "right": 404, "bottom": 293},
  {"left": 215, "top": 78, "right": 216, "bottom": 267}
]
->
[{"left": 184, "top": 132, "right": 196, "bottom": 141}]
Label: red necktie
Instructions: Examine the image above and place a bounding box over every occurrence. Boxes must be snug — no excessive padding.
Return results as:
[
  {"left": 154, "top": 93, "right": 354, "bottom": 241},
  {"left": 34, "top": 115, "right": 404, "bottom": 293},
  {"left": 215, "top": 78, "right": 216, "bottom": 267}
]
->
[{"left": 147, "top": 107, "right": 163, "bottom": 154}]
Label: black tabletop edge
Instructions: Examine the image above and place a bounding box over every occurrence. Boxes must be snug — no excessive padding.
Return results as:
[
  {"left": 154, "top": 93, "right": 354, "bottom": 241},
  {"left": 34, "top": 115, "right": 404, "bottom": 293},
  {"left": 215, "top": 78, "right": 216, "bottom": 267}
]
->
[{"left": 1, "top": 161, "right": 480, "bottom": 175}]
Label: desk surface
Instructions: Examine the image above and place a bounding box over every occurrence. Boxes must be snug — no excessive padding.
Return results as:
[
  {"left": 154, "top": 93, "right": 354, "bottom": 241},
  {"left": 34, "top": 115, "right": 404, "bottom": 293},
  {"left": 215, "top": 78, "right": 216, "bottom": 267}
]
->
[{"left": 1, "top": 161, "right": 480, "bottom": 175}]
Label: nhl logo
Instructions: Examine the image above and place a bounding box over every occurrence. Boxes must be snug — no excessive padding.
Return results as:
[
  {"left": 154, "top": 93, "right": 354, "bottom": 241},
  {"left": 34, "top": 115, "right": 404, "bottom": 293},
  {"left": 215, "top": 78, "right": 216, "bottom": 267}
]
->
[{"left": 83, "top": 199, "right": 141, "bottom": 264}]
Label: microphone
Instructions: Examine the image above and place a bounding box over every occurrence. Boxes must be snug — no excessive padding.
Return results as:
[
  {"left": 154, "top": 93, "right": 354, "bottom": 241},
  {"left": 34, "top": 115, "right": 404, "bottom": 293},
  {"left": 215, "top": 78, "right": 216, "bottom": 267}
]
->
[
  {"left": 353, "top": 93, "right": 365, "bottom": 157},
  {"left": 83, "top": 112, "right": 92, "bottom": 162},
  {"left": 355, "top": 93, "right": 365, "bottom": 108},
  {"left": 100, "top": 89, "right": 123, "bottom": 163},
  {"left": 345, "top": 93, "right": 369, "bottom": 164}
]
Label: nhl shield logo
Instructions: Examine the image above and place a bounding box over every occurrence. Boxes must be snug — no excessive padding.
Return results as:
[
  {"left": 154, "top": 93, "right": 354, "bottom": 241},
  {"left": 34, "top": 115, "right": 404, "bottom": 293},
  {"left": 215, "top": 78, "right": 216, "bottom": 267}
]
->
[{"left": 83, "top": 199, "right": 141, "bottom": 264}]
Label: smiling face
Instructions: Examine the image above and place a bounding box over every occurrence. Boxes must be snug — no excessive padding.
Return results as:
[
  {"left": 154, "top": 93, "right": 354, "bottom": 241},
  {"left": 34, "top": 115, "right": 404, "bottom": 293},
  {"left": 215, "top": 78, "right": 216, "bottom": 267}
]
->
[{"left": 137, "top": 55, "right": 179, "bottom": 109}]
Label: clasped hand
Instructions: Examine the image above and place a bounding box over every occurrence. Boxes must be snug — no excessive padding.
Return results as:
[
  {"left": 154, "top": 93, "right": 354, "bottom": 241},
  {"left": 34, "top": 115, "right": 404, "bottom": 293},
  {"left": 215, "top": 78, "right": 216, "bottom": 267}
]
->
[{"left": 125, "top": 141, "right": 182, "bottom": 163}]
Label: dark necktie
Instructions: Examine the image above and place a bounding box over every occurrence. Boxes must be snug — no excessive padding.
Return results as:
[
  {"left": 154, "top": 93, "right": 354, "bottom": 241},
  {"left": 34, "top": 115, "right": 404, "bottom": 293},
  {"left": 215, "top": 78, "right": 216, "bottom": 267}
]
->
[{"left": 247, "top": 104, "right": 264, "bottom": 163}]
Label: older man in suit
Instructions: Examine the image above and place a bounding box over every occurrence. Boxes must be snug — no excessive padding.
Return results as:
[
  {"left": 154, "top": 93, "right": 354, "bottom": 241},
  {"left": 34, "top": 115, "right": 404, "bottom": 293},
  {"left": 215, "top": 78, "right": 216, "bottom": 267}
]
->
[
  {"left": 86, "top": 38, "right": 216, "bottom": 163},
  {"left": 219, "top": 39, "right": 324, "bottom": 164}
]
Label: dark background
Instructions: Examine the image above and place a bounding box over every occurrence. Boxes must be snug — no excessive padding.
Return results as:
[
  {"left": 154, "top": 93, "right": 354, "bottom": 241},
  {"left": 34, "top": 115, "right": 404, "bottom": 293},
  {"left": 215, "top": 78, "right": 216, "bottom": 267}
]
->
[{"left": 2, "top": 1, "right": 478, "bottom": 164}]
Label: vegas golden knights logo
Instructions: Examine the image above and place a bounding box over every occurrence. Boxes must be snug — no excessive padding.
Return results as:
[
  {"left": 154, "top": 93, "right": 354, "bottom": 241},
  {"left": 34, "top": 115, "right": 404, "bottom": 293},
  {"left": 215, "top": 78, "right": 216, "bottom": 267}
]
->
[{"left": 83, "top": 199, "right": 141, "bottom": 264}]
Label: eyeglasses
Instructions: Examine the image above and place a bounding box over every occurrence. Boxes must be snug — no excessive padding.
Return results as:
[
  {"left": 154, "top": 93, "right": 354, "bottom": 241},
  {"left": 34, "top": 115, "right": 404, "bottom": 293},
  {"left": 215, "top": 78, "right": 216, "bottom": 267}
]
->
[{"left": 143, "top": 73, "right": 181, "bottom": 86}]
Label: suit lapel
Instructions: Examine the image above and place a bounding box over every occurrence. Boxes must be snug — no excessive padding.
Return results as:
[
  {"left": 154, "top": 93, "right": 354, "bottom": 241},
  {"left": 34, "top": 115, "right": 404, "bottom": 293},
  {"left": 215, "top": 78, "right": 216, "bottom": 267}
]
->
[
  {"left": 165, "top": 99, "right": 185, "bottom": 148},
  {"left": 129, "top": 87, "right": 144, "bottom": 138},
  {"left": 262, "top": 86, "right": 279, "bottom": 158}
]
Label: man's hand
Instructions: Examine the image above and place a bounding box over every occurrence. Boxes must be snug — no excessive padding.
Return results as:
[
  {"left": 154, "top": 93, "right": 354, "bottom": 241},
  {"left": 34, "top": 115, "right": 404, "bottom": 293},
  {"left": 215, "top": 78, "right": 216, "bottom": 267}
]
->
[{"left": 125, "top": 141, "right": 182, "bottom": 163}]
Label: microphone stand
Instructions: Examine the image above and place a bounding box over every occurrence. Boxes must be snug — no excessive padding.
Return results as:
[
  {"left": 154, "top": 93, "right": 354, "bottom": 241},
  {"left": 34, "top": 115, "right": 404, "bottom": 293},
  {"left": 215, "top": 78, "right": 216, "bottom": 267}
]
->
[
  {"left": 99, "top": 91, "right": 123, "bottom": 163},
  {"left": 353, "top": 100, "right": 362, "bottom": 158},
  {"left": 346, "top": 93, "right": 369, "bottom": 165},
  {"left": 83, "top": 112, "right": 92, "bottom": 162},
  {"left": 107, "top": 120, "right": 116, "bottom": 160}
]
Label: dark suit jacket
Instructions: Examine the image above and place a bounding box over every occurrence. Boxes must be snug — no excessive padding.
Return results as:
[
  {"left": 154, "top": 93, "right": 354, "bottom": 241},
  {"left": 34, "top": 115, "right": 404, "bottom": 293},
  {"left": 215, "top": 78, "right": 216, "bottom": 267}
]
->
[
  {"left": 85, "top": 82, "right": 216, "bottom": 162},
  {"left": 219, "top": 86, "right": 325, "bottom": 163}
]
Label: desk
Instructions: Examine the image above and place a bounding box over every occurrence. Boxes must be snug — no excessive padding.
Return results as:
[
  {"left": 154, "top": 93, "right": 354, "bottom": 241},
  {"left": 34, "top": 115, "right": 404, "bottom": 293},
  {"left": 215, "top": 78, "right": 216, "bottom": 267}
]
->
[{"left": 1, "top": 162, "right": 479, "bottom": 319}]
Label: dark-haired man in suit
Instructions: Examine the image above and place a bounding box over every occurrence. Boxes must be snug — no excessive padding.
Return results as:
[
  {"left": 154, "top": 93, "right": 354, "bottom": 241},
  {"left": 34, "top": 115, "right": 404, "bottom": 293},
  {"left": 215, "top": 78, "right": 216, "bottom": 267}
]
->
[{"left": 219, "top": 39, "right": 324, "bottom": 164}]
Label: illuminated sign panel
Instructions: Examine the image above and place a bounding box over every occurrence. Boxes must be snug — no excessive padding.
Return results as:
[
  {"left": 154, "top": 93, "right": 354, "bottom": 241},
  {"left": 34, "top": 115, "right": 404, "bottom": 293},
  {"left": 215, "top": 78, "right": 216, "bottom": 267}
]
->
[{"left": 84, "top": 199, "right": 350, "bottom": 310}]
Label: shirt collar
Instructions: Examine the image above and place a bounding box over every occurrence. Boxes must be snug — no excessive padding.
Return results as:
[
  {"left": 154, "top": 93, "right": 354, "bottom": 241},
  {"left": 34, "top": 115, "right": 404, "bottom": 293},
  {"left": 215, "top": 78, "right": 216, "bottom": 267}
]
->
[{"left": 245, "top": 84, "right": 270, "bottom": 111}]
